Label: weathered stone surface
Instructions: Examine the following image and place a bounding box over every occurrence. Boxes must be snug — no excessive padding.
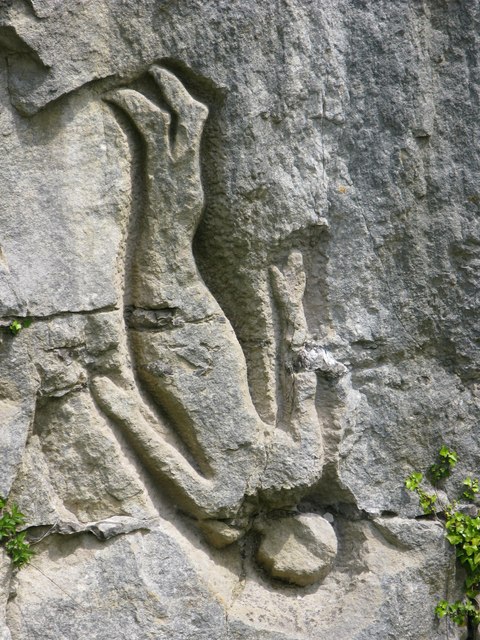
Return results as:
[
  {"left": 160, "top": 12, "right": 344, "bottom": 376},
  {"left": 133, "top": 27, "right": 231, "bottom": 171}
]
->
[
  {"left": 4, "top": 517, "right": 462, "bottom": 640},
  {"left": 0, "top": 0, "right": 478, "bottom": 638},
  {"left": 8, "top": 529, "right": 229, "bottom": 640}
]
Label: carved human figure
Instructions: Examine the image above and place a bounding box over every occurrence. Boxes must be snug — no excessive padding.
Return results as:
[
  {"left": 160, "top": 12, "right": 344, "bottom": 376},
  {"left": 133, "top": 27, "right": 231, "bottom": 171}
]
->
[{"left": 92, "top": 66, "right": 343, "bottom": 578}]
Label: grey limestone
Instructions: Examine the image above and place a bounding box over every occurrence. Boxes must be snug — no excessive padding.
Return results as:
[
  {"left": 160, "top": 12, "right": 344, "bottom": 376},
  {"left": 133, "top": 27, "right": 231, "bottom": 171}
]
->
[{"left": 0, "top": 0, "right": 478, "bottom": 638}]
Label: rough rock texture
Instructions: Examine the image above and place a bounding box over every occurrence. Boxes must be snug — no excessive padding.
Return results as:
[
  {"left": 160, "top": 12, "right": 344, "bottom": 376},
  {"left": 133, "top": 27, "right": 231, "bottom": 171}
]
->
[{"left": 0, "top": 0, "right": 478, "bottom": 638}]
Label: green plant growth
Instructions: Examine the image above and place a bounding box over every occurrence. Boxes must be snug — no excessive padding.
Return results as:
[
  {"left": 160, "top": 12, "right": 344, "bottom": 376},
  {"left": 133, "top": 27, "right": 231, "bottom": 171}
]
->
[
  {"left": 435, "top": 600, "right": 480, "bottom": 628},
  {"left": 8, "top": 317, "right": 32, "bottom": 336},
  {"left": 405, "top": 472, "right": 437, "bottom": 515},
  {"left": 0, "top": 497, "right": 33, "bottom": 567},
  {"left": 405, "top": 447, "right": 480, "bottom": 637},
  {"left": 428, "top": 445, "right": 458, "bottom": 483},
  {"left": 464, "top": 478, "right": 480, "bottom": 502}
]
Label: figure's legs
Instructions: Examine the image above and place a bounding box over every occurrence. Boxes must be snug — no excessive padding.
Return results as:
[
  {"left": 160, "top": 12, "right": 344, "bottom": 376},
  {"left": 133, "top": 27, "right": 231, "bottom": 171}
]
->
[
  {"left": 98, "top": 69, "right": 343, "bottom": 581},
  {"left": 95, "top": 67, "right": 265, "bottom": 522}
]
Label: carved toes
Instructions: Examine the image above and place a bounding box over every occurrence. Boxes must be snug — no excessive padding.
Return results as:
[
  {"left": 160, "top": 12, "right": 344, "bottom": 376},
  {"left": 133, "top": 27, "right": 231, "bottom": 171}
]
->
[
  {"left": 103, "top": 88, "right": 171, "bottom": 154},
  {"left": 104, "top": 68, "right": 208, "bottom": 164},
  {"left": 149, "top": 65, "right": 208, "bottom": 159}
]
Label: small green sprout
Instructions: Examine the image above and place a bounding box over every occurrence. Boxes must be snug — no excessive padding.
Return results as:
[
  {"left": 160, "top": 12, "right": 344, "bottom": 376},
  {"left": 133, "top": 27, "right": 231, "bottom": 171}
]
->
[
  {"left": 463, "top": 477, "right": 479, "bottom": 501},
  {"left": 428, "top": 445, "right": 457, "bottom": 483},
  {"left": 405, "top": 472, "right": 423, "bottom": 491},
  {"left": 405, "top": 472, "right": 437, "bottom": 515},
  {"left": 0, "top": 497, "right": 33, "bottom": 568},
  {"left": 8, "top": 317, "right": 32, "bottom": 336},
  {"left": 418, "top": 490, "right": 437, "bottom": 515}
]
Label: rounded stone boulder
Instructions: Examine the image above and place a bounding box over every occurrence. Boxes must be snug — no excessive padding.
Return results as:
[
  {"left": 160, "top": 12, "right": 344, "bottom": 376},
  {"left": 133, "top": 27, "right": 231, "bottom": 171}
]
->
[{"left": 255, "top": 513, "right": 338, "bottom": 586}]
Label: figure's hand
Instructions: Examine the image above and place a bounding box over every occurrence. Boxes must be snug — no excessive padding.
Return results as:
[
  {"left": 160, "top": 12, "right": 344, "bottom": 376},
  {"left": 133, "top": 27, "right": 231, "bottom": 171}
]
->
[{"left": 104, "top": 66, "right": 208, "bottom": 238}]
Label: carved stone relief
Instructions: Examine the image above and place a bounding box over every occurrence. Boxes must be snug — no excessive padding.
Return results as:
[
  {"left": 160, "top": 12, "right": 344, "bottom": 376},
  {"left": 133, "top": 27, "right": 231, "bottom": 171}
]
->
[
  {"left": 125, "top": 70, "right": 350, "bottom": 582},
  {"left": 15, "top": 64, "right": 347, "bottom": 587},
  {"left": 0, "top": 2, "right": 478, "bottom": 639}
]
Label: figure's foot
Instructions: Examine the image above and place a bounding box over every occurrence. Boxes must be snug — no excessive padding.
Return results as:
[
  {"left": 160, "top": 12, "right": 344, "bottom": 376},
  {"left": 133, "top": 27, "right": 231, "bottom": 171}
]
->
[
  {"left": 102, "top": 67, "right": 209, "bottom": 309},
  {"left": 254, "top": 513, "right": 338, "bottom": 586},
  {"left": 103, "top": 65, "right": 207, "bottom": 166}
]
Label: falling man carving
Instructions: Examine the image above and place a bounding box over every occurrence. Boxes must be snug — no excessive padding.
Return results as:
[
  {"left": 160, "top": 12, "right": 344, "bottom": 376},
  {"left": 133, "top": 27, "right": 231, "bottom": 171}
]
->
[{"left": 92, "top": 65, "right": 345, "bottom": 586}]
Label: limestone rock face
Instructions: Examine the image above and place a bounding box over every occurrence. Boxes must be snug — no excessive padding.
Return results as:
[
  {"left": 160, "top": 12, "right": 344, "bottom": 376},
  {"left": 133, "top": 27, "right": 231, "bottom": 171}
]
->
[{"left": 0, "top": 0, "right": 478, "bottom": 638}]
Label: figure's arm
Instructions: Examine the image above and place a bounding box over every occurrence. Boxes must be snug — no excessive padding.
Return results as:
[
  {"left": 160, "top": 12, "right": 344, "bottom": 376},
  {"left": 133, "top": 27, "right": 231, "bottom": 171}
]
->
[{"left": 261, "top": 252, "right": 324, "bottom": 496}]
